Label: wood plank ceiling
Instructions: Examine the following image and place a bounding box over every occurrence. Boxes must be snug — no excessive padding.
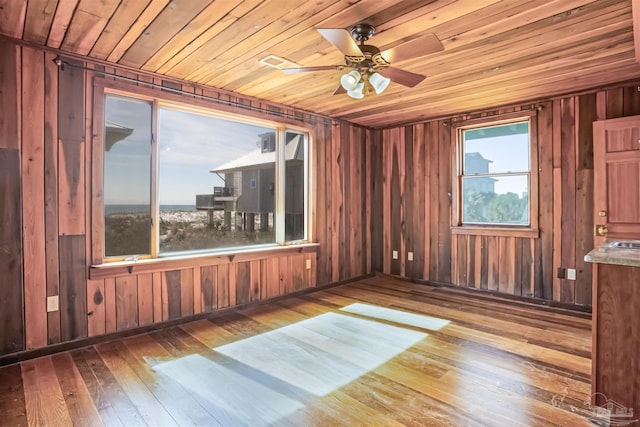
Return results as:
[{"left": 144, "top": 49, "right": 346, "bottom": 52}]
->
[{"left": 1, "top": 0, "right": 640, "bottom": 128}]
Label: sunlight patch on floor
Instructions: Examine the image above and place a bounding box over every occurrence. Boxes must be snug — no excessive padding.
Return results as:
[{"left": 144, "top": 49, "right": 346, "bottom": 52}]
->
[
  {"left": 152, "top": 310, "right": 427, "bottom": 424},
  {"left": 215, "top": 312, "right": 427, "bottom": 396},
  {"left": 154, "top": 353, "right": 305, "bottom": 426},
  {"left": 340, "top": 303, "right": 450, "bottom": 330}
]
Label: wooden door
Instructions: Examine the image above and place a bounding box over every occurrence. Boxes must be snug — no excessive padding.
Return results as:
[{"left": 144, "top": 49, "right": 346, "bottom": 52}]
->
[{"left": 593, "top": 116, "right": 640, "bottom": 245}]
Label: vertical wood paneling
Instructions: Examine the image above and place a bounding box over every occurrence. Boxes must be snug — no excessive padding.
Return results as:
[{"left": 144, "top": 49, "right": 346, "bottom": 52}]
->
[
  {"left": 0, "top": 32, "right": 24, "bottom": 356},
  {"left": 437, "top": 121, "right": 452, "bottom": 284},
  {"left": 314, "top": 120, "right": 329, "bottom": 285},
  {"left": 115, "top": 276, "right": 138, "bottom": 331},
  {"left": 236, "top": 261, "right": 251, "bottom": 305},
  {"left": 250, "top": 260, "right": 261, "bottom": 301},
  {"left": 537, "top": 101, "right": 554, "bottom": 299},
  {"left": 164, "top": 271, "right": 181, "bottom": 320},
  {"left": 58, "top": 59, "right": 85, "bottom": 236},
  {"left": 152, "top": 272, "right": 162, "bottom": 322},
  {"left": 412, "top": 124, "right": 426, "bottom": 280},
  {"left": 0, "top": 40, "right": 20, "bottom": 150},
  {"left": 200, "top": 265, "right": 216, "bottom": 312},
  {"left": 404, "top": 126, "right": 414, "bottom": 278},
  {"left": 264, "top": 257, "right": 280, "bottom": 299},
  {"left": 59, "top": 235, "right": 87, "bottom": 341},
  {"left": 575, "top": 94, "right": 596, "bottom": 306},
  {"left": 137, "top": 274, "right": 153, "bottom": 327},
  {"left": 0, "top": 150, "right": 24, "bottom": 354},
  {"left": 104, "top": 277, "right": 116, "bottom": 333},
  {"left": 382, "top": 129, "right": 392, "bottom": 274},
  {"left": 44, "top": 51, "right": 61, "bottom": 345},
  {"left": 389, "top": 128, "right": 403, "bottom": 276},
  {"left": 560, "top": 97, "right": 576, "bottom": 304},
  {"left": 180, "top": 269, "right": 194, "bottom": 317},
  {"left": 330, "top": 123, "right": 342, "bottom": 283},
  {"left": 369, "top": 130, "right": 383, "bottom": 272},
  {"left": 217, "top": 264, "right": 230, "bottom": 309},
  {"left": 86, "top": 279, "right": 105, "bottom": 337},
  {"left": 22, "top": 47, "right": 47, "bottom": 350},
  {"left": 427, "top": 122, "right": 439, "bottom": 281}
]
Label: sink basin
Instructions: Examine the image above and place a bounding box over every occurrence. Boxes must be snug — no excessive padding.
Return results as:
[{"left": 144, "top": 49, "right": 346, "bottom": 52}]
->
[{"left": 608, "top": 241, "right": 640, "bottom": 249}]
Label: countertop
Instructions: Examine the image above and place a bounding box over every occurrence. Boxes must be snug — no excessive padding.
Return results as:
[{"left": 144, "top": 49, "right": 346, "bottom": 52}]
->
[{"left": 584, "top": 240, "right": 640, "bottom": 267}]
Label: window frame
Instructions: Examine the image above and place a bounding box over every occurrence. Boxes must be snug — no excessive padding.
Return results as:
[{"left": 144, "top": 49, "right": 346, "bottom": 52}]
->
[
  {"left": 451, "top": 111, "right": 539, "bottom": 238},
  {"left": 91, "top": 80, "right": 313, "bottom": 266}
]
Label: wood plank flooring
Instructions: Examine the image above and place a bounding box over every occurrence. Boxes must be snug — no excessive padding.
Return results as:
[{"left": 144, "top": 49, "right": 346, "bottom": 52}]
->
[{"left": 0, "top": 275, "right": 594, "bottom": 426}]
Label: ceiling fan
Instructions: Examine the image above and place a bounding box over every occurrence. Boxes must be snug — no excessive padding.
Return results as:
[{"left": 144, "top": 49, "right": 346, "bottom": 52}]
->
[{"left": 282, "top": 23, "right": 443, "bottom": 99}]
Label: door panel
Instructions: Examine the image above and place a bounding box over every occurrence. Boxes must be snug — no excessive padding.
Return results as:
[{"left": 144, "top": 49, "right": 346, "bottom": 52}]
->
[{"left": 594, "top": 116, "right": 640, "bottom": 243}]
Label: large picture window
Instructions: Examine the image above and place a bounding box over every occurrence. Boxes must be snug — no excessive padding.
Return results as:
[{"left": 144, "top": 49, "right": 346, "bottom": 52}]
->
[
  {"left": 102, "top": 92, "right": 309, "bottom": 261},
  {"left": 453, "top": 113, "right": 538, "bottom": 235}
]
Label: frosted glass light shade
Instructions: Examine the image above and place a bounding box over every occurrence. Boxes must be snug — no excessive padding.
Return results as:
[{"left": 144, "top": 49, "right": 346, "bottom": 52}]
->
[
  {"left": 347, "top": 82, "right": 365, "bottom": 99},
  {"left": 369, "top": 72, "right": 391, "bottom": 94},
  {"left": 340, "top": 70, "right": 362, "bottom": 91}
]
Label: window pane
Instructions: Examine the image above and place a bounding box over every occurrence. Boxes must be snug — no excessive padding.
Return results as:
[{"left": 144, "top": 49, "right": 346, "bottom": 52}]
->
[
  {"left": 463, "top": 122, "right": 529, "bottom": 174},
  {"left": 158, "top": 107, "right": 276, "bottom": 254},
  {"left": 285, "top": 131, "right": 307, "bottom": 240},
  {"left": 104, "top": 95, "right": 152, "bottom": 257},
  {"left": 462, "top": 174, "right": 529, "bottom": 225}
]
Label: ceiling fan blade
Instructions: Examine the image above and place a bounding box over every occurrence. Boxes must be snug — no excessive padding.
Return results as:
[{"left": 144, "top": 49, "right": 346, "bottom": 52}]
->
[
  {"left": 380, "top": 33, "right": 443, "bottom": 64},
  {"left": 379, "top": 67, "right": 426, "bottom": 88},
  {"left": 282, "top": 65, "right": 340, "bottom": 74},
  {"left": 317, "top": 28, "right": 363, "bottom": 57},
  {"left": 333, "top": 85, "right": 346, "bottom": 95}
]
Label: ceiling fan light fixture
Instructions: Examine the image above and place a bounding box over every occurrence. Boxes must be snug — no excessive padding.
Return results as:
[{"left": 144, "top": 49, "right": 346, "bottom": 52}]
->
[
  {"left": 340, "top": 70, "right": 362, "bottom": 91},
  {"left": 369, "top": 72, "right": 391, "bottom": 94},
  {"left": 347, "top": 82, "right": 365, "bottom": 99}
]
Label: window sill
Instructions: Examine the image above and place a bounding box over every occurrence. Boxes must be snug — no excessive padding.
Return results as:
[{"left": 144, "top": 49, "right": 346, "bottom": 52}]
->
[
  {"left": 89, "top": 243, "right": 320, "bottom": 280},
  {"left": 451, "top": 226, "right": 539, "bottom": 239}
]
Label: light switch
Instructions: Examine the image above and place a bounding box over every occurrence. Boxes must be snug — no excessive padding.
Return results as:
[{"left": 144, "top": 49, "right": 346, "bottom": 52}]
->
[
  {"left": 407, "top": 252, "right": 414, "bottom": 261},
  {"left": 392, "top": 250, "right": 398, "bottom": 259}
]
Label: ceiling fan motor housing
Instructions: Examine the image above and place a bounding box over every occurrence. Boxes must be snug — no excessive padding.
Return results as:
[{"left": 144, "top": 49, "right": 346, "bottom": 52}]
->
[
  {"left": 351, "top": 23, "right": 376, "bottom": 42},
  {"left": 345, "top": 44, "right": 390, "bottom": 71}
]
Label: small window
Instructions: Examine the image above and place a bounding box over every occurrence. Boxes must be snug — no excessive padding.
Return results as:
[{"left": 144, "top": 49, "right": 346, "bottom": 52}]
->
[{"left": 453, "top": 114, "right": 538, "bottom": 235}]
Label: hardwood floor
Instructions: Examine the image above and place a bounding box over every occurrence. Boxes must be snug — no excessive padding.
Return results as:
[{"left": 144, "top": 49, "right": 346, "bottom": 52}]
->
[{"left": 0, "top": 275, "right": 593, "bottom": 426}]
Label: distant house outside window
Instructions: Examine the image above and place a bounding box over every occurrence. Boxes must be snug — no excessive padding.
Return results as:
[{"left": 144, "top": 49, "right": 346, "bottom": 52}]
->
[
  {"left": 453, "top": 113, "right": 538, "bottom": 236},
  {"left": 102, "top": 92, "right": 309, "bottom": 261}
]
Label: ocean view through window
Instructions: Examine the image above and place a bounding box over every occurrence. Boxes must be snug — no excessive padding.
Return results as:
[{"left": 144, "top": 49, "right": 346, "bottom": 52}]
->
[{"left": 102, "top": 91, "right": 309, "bottom": 261}]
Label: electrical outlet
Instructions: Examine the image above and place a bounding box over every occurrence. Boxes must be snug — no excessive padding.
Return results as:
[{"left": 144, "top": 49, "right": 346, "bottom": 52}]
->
[
  {"left": 567, "top": 268, "right": 576, "bottom": 280},
  {"left": 407, "top": 252, "right": 414, "bottom": 261},
  {"left": 392, "top": 250, "right": 398, "bottom": 259},
  {"left": 305, "top": 259, "right": 311, "bottom": 270},
  {"left": 47, "top": 295, "right": 59, "bottom": 312}
]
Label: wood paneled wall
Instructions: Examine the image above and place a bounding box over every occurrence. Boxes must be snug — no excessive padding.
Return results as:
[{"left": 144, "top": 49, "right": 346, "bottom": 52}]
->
[
  {"left": 0, "top": 38, "right": 376, "bottom": 357},
  {"left": 379, "top": 83, "right": 640, "bottom": 306}
]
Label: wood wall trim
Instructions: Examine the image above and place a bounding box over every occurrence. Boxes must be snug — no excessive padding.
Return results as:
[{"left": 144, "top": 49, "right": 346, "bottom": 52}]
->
[
  {"left": 451, "top": 227, "right": 540, "bottom": 239},
  {"left": 89, "top": 244, "right": 320, "bottom": 279}
]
